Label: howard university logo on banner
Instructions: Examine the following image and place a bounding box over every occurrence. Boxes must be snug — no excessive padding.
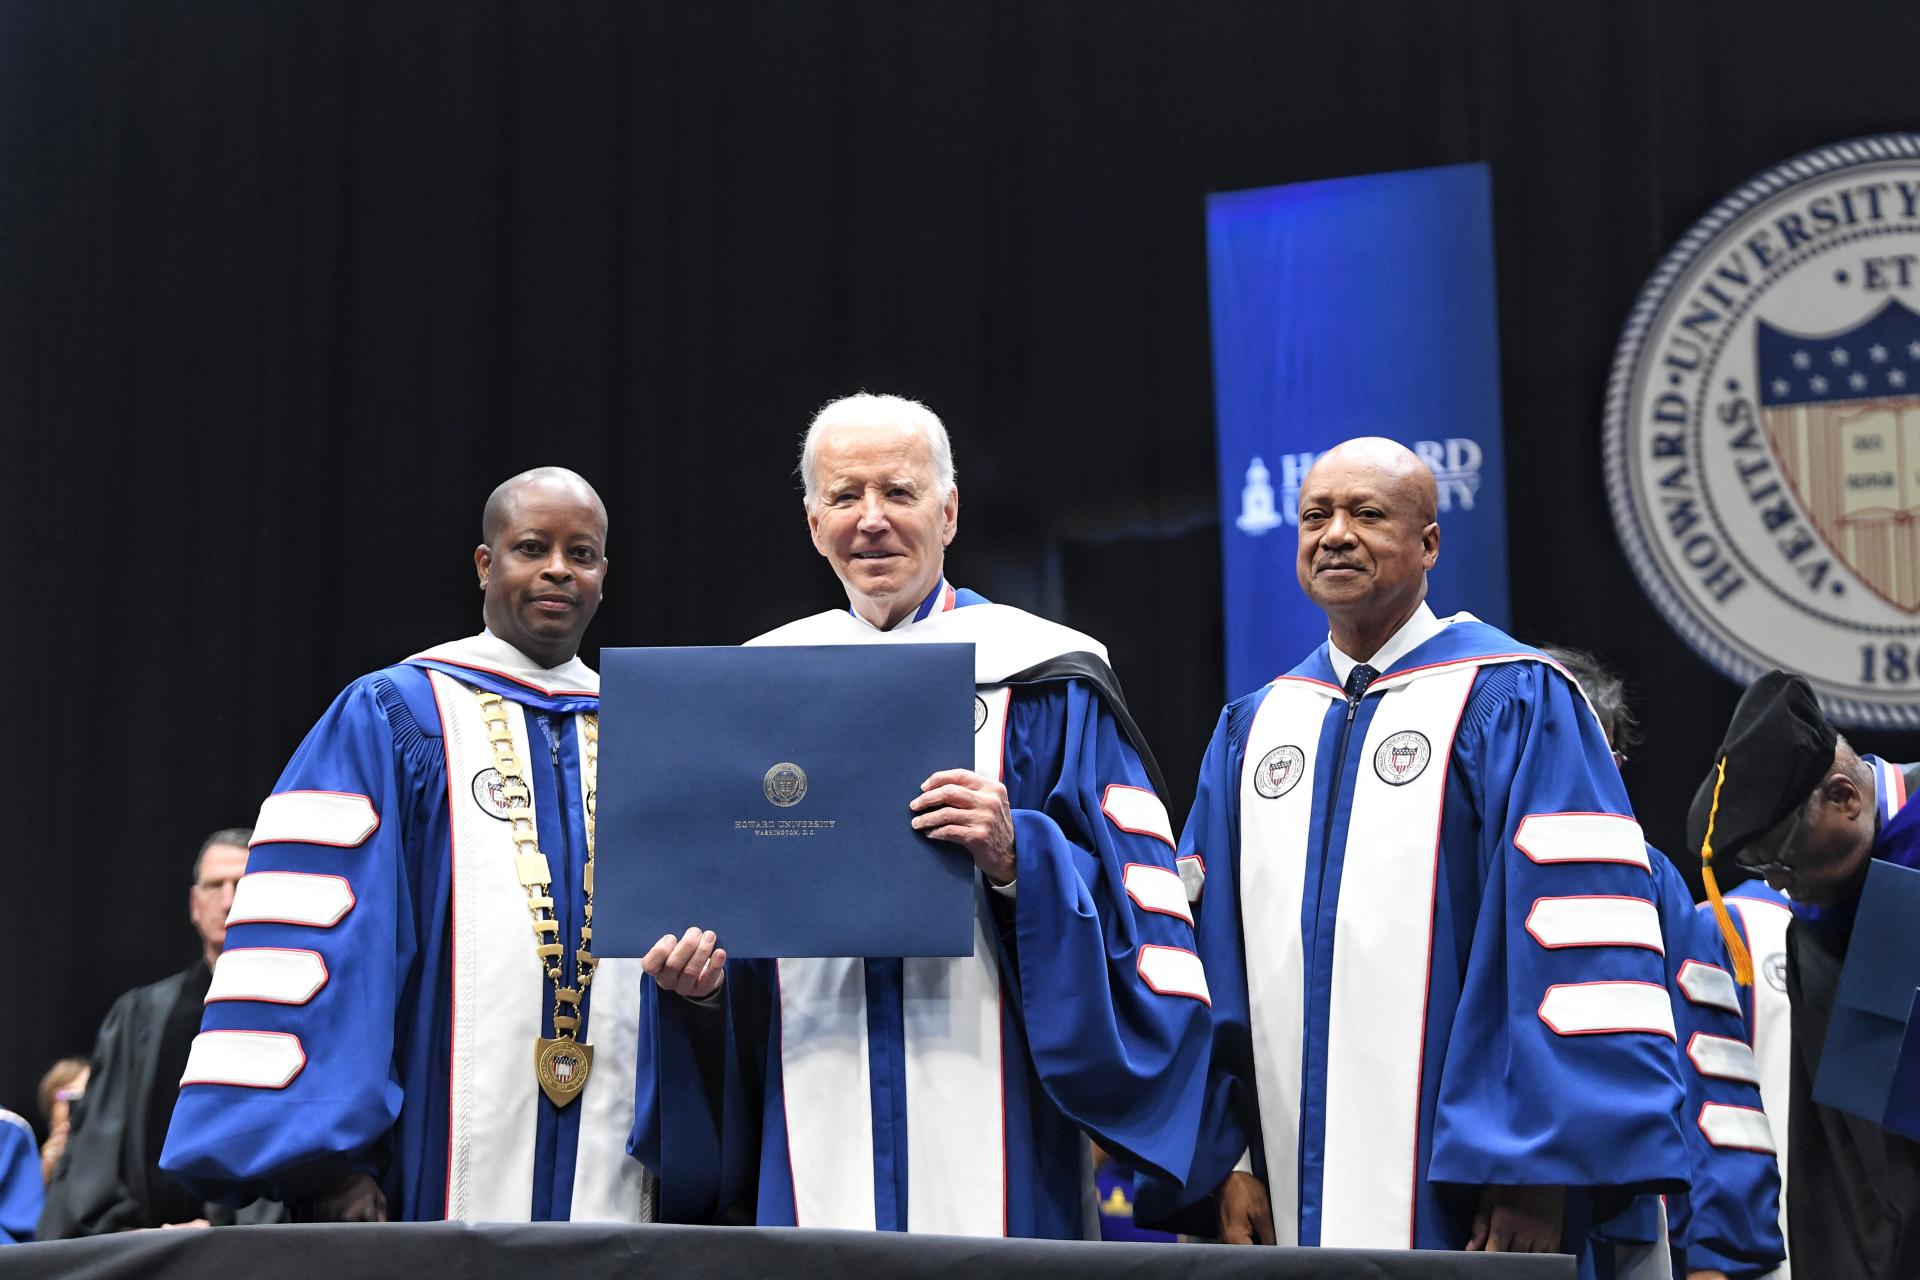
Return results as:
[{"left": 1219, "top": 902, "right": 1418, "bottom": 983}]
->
[
  {"left": 1209, "top": 164, "right": 1510, "bottom": 697},
  {"left": 1235, "top": 439, "right": 1486, "bottom": 535},
  {"left": 1605, "top": 134, "right": 1920, "bottom": 726}
]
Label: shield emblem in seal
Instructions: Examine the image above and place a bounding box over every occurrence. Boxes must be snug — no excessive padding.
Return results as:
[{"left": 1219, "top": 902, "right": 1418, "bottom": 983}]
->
[
  {"left": 1252, "top": 745, "right": 1306, "bottom": 799},
  {"left": 1757, "top": 299, "right": 1920, "bottom": 611},
  {"left": 1373, "top": 730, "right": 1431, "bottom": 786},
  {"left": 763, "top": 762, "right": 808, "bottom": 807}
]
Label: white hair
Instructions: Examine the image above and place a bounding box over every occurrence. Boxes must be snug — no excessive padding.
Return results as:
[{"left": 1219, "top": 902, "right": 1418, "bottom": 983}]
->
[{"left": 798, "top": 392, "right": 956, "bottom": 509}]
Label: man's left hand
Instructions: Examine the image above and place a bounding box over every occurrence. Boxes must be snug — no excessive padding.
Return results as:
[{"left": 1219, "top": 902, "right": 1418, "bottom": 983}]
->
[
  {"left": 911, "top": 769, "right": 1016, "bottom": 884},
  {"left": 1466, "top": 1184, "right": 1564, "bottom": 1253}
]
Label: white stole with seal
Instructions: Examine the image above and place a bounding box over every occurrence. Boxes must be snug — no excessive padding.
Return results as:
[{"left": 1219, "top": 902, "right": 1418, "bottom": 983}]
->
[
  {"left": 424, "top": 656, "right": 649, "bottom": 1223},
  {"left": 1238, "top": 658, "right": 1490, "bottom": 1248},
  {"left": 747, "top": 603, "right": 1097, "bottom": 1235}
]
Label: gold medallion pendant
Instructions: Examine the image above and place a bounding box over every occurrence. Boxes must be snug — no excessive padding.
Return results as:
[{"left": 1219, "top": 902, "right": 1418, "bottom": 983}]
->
[
  {"left": 534, "top": 1036, "right": 593, "bottom": 1107},
  {"left": 475, "top": 688, "right": 602, "bottom": 1111}
]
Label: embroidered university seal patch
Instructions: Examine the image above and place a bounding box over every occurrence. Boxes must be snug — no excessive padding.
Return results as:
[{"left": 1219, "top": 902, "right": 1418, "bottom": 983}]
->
[
  {"left": 1252, "top": 745, "right": 1306, "bottom": 799},
  {"left": 471, "top": 767, "right": 511, "bottom": 821},
  {"left": 1764, "top": 951, "right": 1789, "bottom": 993},
  {"left": 1605, "top": 134, "right": 1920, "bottom": 726},
  {"left": 1373, "top": 731, "right": 1430, "bottom": 785}
]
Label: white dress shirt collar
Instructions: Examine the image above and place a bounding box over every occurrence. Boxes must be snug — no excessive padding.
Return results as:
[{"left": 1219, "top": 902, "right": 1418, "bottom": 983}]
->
[{"left": 1327, "top": 600, "right": 1445, "bottom": 687}]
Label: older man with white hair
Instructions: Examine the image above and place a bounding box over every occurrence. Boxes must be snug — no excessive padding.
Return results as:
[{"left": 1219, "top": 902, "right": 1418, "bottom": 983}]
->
[{"left": 634, "top": 393, "right": 1212, "bottom": 1238}]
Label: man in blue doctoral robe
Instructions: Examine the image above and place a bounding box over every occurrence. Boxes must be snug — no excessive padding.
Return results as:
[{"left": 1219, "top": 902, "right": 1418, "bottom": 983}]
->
[
  {"left": 1146, "top": 439, "right": 1689, "bottom": 1272},
  {"left": 1699, "top": 877, "right": 1793, "bottom": 1279},
  {"left": 1685, "top": 672, "right": 1920, "bottom": 1280},
  {"left": 634, "top": 393, "right": 1211, "bottom": 1237},
  {"left": 162, "top": 468, "right": 653, "bottom": 1223},
  {"left": 1652, "top": 855, "right": 1786, "bottom": 1280},
  {"left": 1541, "top": 647, "right": 1782, "bottom": 1280}
]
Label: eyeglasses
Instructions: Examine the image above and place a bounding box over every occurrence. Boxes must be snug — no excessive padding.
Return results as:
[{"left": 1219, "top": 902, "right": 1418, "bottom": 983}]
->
[{"left": 1731, "top": 806, "right": 1804, "bottom": 878}]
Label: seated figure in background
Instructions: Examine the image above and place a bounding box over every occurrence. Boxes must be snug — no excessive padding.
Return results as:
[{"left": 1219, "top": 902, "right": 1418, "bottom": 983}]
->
[
  {"left": 38, "top": 830, "right": 280, "bottom": 1236},
  {"left": 35, "top": 1057, "right": 88, "bottom": 1186}
]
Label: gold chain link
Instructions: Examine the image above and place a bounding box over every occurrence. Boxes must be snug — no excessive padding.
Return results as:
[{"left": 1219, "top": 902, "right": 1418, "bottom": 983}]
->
[{"left": 474, "top": 690, "right": 596, "bottom": 1039}]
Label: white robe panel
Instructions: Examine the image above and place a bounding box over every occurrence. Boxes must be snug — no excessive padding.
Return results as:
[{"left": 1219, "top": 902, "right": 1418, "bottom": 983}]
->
[
  {"left": 772, "top": 651, "right": 1016, "bottom": 1233},
  {"left": 1238, "top": 663, "right": 1481, "bottom": 1248},
  {"left": 431, "top": 672, "right": 645, "bottom": 1222}
]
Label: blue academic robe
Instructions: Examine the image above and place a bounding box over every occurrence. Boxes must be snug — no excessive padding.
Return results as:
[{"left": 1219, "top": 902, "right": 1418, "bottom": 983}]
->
[
  {"left": 632, "top": 590, "right": 1212, "bottom": 1238},
  {"left": 1148, "top": 619, "right": 1689, "bottom": 1271},
  {"left": 0, "top": 1112, "right": 42, "bottom": 1244},
  {"left": 161, "top": 635, "right": 651, "bottom": 1223},
  {"left": 1597, "top": 853, "right": 1783, "bottom": 1279},
  {"left": 1677, "top": 873, "right": 1793, "bottom": 1280}
]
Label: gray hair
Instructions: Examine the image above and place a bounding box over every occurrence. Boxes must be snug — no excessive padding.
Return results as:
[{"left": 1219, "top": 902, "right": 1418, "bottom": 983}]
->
[
  {"left": 1537, "top": 646, "right": 1640, "bottom": 753},
  {"left": 798, "top": 393, "right": 956, "bottom": 509}
]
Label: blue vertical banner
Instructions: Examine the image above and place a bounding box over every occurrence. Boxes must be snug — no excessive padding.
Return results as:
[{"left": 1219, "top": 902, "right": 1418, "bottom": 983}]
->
[{"left": 1210, "top": 163, "right": 1511, "bottom": 698}]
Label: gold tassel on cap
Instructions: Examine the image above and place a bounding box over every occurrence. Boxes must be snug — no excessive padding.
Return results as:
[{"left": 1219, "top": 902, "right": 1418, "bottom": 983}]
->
[{"left": 1698, "top": 756, "right": 1754, "bottom": 986}]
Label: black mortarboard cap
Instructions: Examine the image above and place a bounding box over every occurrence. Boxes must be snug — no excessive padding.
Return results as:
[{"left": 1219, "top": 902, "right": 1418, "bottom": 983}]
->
[
  {"left": 1687, "top": 669, "right": 1836, "bottom": 985},
  {"left": 1686, "top": 669, "right": 1838, "bottom": 862}
]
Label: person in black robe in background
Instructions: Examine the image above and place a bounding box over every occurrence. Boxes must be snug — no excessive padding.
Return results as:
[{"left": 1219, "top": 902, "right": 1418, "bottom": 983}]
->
[
  {"left": 37, "top": 829, "right": 282, "bottom": 1235},
  {"left": 1687, "top": 671, "right": 1920, "bottom": 1280}
]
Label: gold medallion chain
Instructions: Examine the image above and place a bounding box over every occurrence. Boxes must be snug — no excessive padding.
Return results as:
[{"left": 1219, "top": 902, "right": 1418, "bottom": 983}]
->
[{"left": 474, "top": 689, "right": 597, "bottom": 1106}]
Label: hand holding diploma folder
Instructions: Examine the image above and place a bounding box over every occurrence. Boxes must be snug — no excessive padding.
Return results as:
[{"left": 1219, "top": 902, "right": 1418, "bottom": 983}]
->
[{"left": 592, "top": 642, "right": 979, "bottom": 969}]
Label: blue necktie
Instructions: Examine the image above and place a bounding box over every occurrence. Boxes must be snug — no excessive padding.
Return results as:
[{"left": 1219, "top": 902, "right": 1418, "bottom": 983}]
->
[{"left": 1345, "top": 663, "right": 1379, "bottom": 701}]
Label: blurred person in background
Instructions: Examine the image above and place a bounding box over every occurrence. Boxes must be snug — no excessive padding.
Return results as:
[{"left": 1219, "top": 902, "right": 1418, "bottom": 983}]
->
[
  {"left": 38, "top": 829, "right": 280, "bottom": 1235},
  {"left": 35, "top": 1057, "right": 88, "bottom": 1184}
]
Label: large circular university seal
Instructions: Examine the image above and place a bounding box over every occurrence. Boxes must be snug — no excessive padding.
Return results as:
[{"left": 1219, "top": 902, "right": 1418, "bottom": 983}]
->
[
  {"left": 1605, "top": 134, "right": 1920, "bottom": 726},
  {"left": 763, "top": 762, "right": 808, "bottom": 807}
]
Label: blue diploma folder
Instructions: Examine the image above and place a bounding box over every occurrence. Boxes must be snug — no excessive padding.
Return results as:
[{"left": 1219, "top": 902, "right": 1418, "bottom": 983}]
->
[
  {"left": 1814, "top": 859, "right": 1920, "bottom": 1139},
  {"left": 592, "top": 642, "right": 977, "bottom": 959}
]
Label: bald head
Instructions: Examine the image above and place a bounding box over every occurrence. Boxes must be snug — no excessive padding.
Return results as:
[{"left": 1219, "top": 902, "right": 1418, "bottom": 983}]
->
[
  {"left": 483, "top": 467, "right": 607, "bottom": 545},
  {"left": 1295, "top": 435, "right": 1441, "bottom": 662},
  {"left": 474, "top": 467, "right": 609, "bottom": 668},
  {"left": 1304, "top": 437, "right": 1438, "bottom": 527}
]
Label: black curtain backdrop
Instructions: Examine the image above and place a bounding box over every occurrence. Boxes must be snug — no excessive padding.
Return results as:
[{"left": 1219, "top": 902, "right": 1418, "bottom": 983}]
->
[{"left": 5, "top": 0, "right": 1919, "bottom": 1125}]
